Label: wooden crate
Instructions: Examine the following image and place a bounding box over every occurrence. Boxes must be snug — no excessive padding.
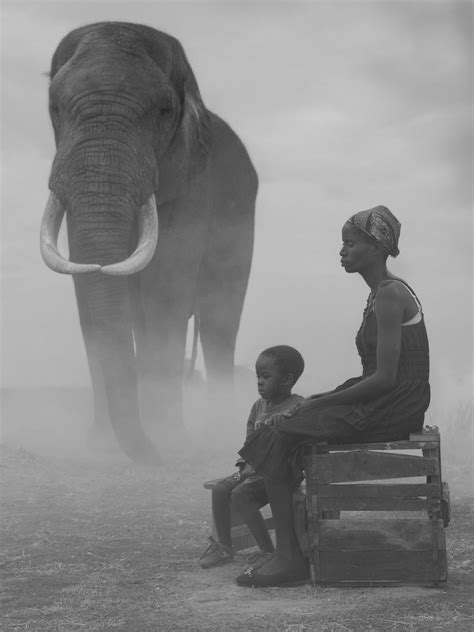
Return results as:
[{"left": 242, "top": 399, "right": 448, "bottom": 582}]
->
[{"left": 303, "top": 426, "right": 450, "bottom": 586}]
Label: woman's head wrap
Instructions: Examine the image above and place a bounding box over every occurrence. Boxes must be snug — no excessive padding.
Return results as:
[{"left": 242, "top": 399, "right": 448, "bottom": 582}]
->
[{"left": 347, "top": 205, "right": 401, "bottom": 257}]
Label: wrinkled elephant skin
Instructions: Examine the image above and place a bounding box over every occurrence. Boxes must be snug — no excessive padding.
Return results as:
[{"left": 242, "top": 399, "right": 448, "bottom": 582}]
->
[{"left": 41, "top": 22, "right": 258, "bottom": 464}]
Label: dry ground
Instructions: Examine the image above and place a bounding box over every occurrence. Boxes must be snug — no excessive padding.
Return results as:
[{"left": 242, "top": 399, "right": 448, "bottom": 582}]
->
[{"left": 1, "top": 388, "right": 473, "bottom": 631}]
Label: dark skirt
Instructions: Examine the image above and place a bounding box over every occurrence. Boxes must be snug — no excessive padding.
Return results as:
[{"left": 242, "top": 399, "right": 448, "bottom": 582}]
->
[
  {"left": 238, "top": 394, "right": 426, "bottom": 482},
  {"left": 238, "top": 404, "right": 361, "bottom": 482}
]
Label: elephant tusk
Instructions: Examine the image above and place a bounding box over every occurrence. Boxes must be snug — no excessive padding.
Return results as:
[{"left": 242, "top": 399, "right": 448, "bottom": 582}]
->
[
  {"left": 40, "top": 192, "right": 101, "bottom": 274},
  {"left": 100, "top": 195, "right": 159, "bottom": 276}
]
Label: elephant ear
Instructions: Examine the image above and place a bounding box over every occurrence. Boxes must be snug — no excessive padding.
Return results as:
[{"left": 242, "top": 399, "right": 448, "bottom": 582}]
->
[{"left": 155, "top": 44, "right": 211, "bottom": 204}]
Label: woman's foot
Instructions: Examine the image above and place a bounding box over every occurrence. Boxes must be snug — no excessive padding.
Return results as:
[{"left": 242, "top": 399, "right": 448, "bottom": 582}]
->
[
  {"left": 244, "top": 550, "right": 275, "bottom": 571},
  {"left": 198, "top": 537, "right": 234, "bottom": 569},
  {"left": 236, "top": 554, "right": 309, "bottom": 587}
]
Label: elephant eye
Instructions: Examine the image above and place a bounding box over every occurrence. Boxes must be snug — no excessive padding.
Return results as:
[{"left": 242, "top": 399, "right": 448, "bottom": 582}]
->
[
  {"left": 159, "top": 103, "right": 172, "bottom": 115},
  {"left": 157, "top": 90, "right": 174, "bottom": 115}
]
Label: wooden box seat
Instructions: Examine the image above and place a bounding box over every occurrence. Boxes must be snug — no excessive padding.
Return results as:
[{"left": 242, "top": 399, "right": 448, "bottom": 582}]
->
[
  {"left": 303, "top": 426, "right": 450, "bottom": 586},
  {"left": 203, "top": 427, "right": 450, "bottom": 585}
]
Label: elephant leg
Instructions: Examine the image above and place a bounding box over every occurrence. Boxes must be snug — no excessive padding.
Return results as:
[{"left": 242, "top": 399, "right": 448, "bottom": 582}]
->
[
  {"left": 197, "top": 200, "right": 255, "bottom": 433},
  {"left": 137, "top": 299, "right": 189, "bottom": 428},
  {"left": 135, "top": 197, "right": 209, "bottom": 429}
]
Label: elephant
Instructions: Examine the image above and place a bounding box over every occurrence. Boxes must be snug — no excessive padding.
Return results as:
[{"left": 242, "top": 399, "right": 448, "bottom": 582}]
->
[{"left": 40, "top": 22, "right": 258, "bottom": 465}]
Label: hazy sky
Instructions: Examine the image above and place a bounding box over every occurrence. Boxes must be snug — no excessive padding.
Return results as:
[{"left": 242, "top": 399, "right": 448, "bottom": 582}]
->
[{"left": 1, "top": 1, "right": 472, "bottom": 416}]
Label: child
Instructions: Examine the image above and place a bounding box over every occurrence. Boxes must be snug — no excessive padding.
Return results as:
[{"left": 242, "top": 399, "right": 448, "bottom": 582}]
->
[{"left": 198, "top": 345, "right": 305, "bottom": 569}]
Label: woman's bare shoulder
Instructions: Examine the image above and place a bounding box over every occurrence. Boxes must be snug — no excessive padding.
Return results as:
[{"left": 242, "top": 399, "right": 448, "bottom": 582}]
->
[{"left": 377, "top": 278, "right": 414, "bottom": 307}]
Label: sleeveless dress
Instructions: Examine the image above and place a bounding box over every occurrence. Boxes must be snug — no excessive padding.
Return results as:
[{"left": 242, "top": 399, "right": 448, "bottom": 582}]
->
[{"left": 238, "top": 280, "right": 431, "bottom": 481}]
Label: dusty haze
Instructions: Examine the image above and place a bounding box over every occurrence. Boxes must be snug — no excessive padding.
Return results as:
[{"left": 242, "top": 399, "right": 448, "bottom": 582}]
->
[{"left": 1, "top": 2, "right": 472, "bottom": 493}]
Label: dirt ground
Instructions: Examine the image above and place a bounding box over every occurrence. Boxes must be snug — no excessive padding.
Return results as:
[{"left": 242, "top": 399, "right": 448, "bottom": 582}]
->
[{"left": 1, "top": 388, "right": 473, "bottom": 631}]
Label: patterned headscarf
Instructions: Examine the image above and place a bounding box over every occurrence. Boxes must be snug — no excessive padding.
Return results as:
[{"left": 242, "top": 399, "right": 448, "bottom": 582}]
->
[{"left": 347, "top": 205, "right": 401, "bottom": 257}]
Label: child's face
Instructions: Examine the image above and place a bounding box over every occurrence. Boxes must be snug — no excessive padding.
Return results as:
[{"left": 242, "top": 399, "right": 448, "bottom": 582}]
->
[{"left": 255, "top": 354, "right": 290, "bottom": 401}]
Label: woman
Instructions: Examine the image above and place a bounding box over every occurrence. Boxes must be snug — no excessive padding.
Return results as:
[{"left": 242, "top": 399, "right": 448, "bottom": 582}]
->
[{"left": 237, "top": 205, "right": 430, "bottom": 587}]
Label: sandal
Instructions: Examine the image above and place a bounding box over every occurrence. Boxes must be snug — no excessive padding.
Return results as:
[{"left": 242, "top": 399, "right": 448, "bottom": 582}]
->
[
  {"left": 244, "top": 551, "right": 275, "bottom": 571},
  {"left": 236, "top": 557, "right": 309, "bottom": 587}
]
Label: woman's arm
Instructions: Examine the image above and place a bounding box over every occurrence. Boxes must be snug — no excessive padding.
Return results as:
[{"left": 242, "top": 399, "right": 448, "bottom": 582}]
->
[
  {"left": 308, "top": 376, "right": 364, "bottom": 399},
  {"left": 296, "top": 283, "right": 404, "bottom": 412},
  {"left": 308, "top": 390, "right": 336, "bottom": 400}
]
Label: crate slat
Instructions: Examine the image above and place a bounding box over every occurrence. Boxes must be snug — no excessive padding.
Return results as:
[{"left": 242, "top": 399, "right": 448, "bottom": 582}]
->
[
  {"left": 315, "top": 483, "right": 439, "bottom": 497},
  {"left": 318, "top": 549, "right": 447, "bottom": 583},
  {"left": 318, "top": 518, "right": 446, "bottom": 551},
  {"left": 318, "top": 497, "right": 428, "bottom": 512},
  {"left": 321, "top": 440, "right": 439, "bottom": 451},
  {"left": 315, "top": 452, "right": 439, "bottom": 483}
]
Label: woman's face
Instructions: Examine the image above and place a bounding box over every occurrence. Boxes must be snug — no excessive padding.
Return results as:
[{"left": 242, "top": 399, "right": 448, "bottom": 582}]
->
[{"left": 340, "top": 223, "right": 377, "bottom": 273}]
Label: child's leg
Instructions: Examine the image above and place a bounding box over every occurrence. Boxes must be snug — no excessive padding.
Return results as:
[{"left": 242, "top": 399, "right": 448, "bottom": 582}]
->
[
  {"left": 231, "top": 477, "right": 274, "bottom": 553},
  {"left": 211, "top": 473, "right": 241, "bottom": 547}
]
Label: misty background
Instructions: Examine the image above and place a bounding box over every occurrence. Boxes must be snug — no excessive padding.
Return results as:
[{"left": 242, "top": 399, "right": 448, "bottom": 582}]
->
[{"left": 1, "top": 2, "right": 472, "bottom": 474}]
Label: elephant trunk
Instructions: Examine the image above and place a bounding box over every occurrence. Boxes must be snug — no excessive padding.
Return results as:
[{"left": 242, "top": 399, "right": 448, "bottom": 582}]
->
[
  {"left": 42, "top": 123, "right": 161, "bottom": 464},
  {"left": 68, "top": 202, "right": 160, "bottom": 465},
  {"left": 73, "top": 271, "right": 158, "bottom": 463},
  {"left": 40, "top": 192, "right": 158, "bottom": 275}
]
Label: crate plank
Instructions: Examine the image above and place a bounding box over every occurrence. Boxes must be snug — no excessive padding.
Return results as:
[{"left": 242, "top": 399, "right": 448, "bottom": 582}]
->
[
  {"left": 315, "top": 483, "right": 439, "bottom": 497},
  {"left": 318, "top": 518, "right": 446, "bottom": 551},
  {"left": 318, "top": 497, "right": 428, "bottom": 512},
  {"left": 409, "top": 431, "right": 440, "bottom": 442},
  {"left": 315, "top": 452, "right": 438, "bottom": 483},
  {"left": 319, "top": 440, "right": 439, "bottom": 452},
  {"left": 317, "top": 550, "right": 447, "bottom": 583}
]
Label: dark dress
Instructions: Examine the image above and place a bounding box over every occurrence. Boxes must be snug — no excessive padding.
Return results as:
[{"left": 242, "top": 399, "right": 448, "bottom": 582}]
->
[{"left": 238, "top": 280, "right": 430, "bottom": 481}]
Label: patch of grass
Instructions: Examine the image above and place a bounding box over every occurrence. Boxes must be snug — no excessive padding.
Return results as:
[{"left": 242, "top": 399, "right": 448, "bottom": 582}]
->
[{"left": 1, "top": 444, "right": 473, "bottom": 631}]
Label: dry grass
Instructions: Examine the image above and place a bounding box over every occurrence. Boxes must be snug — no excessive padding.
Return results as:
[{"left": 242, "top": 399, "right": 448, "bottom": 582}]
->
[{"left": 1, "top": 439, "right": 473, "bottom": 632}]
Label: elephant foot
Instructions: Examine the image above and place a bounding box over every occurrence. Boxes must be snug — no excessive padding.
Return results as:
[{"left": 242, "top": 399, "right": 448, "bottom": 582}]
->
[
  {"left": 148, "top": 423, "right": 190, "bottom": 456},
  {"left": 86, "top": 423, "right": 118, "bottom": 454},
  {"left": 127, "top": 442, "right": 162, "bottom": 467}
]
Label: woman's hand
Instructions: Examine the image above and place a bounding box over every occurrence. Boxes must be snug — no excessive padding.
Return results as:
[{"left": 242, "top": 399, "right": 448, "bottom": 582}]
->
[
  {"left": 287, "top": 397, "right": 319, "bottom": 416},
  {"left": 238, "top": 463, "right": 254, "bottom": 478}
]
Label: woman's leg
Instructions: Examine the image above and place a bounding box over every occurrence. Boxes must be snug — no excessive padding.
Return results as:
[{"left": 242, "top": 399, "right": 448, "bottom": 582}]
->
[
  {"left": 262, "top": 476, "right": 301, "bottom": 562},
  {"left": 231, "top": 478, "right": 274, "bottom": 553},
  {"left": 236, "top": 476, "right": 308, "bottom": 585},
  {"left": 236, "top": 413, "right": 358, "bottom": 585}
]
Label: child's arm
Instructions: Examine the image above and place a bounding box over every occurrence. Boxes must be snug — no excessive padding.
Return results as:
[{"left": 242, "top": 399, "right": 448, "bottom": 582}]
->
[
  {"left": 245, "top": 401, "right": 260, "bottom": 437},
  {"left": 235, "top": 401, "right": 261, "bottom": 470}
]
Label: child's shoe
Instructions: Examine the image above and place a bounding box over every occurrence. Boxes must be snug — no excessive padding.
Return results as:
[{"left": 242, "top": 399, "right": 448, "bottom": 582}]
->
[{"left": 198, "top": 536, "right": 234, "bottom": 569}]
